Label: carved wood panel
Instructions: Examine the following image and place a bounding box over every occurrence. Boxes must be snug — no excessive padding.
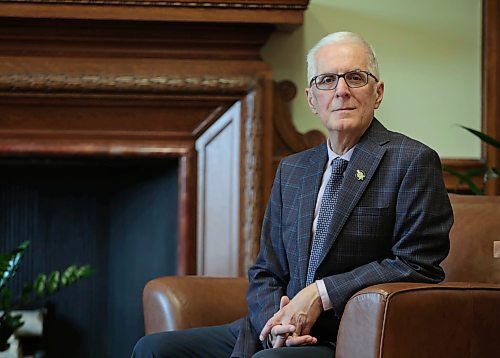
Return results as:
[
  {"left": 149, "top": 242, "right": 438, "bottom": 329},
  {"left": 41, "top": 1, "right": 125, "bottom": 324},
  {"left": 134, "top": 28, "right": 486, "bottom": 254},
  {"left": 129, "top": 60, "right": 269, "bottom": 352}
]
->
[{"left": 196, "top": 101, "right": 241, "bottom": 276}]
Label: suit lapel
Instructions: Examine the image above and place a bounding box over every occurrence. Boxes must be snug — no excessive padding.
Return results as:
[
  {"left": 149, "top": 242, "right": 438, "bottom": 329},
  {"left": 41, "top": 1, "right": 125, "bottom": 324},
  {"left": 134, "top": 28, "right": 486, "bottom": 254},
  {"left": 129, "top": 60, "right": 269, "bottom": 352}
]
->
[
  {"left": 316, "top": 119, "right": 390, "bottom": 266},
  {"left": 297, "top": 145, "right": 328, "bottom": 288}
]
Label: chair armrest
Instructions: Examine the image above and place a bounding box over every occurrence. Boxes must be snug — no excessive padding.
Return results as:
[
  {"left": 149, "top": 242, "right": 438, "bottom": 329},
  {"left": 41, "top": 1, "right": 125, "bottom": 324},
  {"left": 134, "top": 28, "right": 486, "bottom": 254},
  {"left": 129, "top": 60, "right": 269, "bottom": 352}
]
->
[
  {"left": 336, "top": 282, "right": 500, "bottom": 358},
  {"left": 143, "top": 275, "right": 248, "bottom": 334}
]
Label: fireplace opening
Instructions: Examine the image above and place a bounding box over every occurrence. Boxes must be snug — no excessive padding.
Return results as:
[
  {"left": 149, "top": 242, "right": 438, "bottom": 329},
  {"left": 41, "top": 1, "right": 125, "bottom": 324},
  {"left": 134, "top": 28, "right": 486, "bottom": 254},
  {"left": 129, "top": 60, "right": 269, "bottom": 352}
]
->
[{"left": 0, "top": 156, "right": 179, "bottom": 357}]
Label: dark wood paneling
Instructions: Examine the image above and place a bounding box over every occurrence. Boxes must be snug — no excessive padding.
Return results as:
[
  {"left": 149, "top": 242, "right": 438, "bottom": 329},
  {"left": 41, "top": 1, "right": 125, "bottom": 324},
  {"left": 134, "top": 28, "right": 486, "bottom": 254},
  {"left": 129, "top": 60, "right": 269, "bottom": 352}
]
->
[
  {"left": 177, "top": 149, "right": 197, "bottom": 275},
  {"left": 483, "top": 0, "right": 500, "bottom": 195},
  {"left": 0, "top": 0, "right": 309, "bottom": 25},
  {"left": 0, "top": 18, "right": 273, "bottom": 60},
  {"left": 196, "top": 101, "right": 241, "bottom": 276},
  {"left": 0, "top": 95, "right": 233, "bottom": 141}
]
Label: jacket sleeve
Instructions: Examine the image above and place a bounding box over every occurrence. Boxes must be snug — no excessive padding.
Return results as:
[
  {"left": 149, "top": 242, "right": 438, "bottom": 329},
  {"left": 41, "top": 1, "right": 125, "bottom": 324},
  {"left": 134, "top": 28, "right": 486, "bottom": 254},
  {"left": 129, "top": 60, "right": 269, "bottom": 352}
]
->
[
  {"left": 246, "top": 161, "right": 290, "bottom": 339},
  {"left": 322, "top": 147, "right": 453, "bottom": 316}
]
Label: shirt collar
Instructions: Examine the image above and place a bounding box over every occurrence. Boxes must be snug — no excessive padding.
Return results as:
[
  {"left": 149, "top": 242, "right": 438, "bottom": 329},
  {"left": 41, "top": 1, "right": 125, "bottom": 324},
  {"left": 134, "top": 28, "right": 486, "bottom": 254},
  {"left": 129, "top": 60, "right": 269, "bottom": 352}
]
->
[{"left": 326, "top": 139, "right": 356, "bottom": 164}]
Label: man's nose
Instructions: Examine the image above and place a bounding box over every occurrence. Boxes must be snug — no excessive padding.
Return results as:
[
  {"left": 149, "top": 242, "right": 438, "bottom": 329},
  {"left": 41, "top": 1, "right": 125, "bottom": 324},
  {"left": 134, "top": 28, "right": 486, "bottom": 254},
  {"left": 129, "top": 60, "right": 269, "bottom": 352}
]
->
[{"left": 335, "top": 77, "right": 351, "bottom": 96}]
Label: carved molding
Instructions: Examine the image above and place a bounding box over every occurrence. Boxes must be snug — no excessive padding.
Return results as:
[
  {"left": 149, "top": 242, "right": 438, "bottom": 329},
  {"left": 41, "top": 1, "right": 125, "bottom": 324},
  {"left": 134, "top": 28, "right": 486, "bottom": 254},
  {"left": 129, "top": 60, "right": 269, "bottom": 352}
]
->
[
  {"left": 242, "top": 89, "right": 262, "bottom": 274},
  {"left": 0, "top": 73, "right": 256, "bottom": 94},
  {"left": 273, "top": 80, "right": 325, "bottom": 154},
  {"left": 0, "top": 0, "right": 308, "bottom": 9}
]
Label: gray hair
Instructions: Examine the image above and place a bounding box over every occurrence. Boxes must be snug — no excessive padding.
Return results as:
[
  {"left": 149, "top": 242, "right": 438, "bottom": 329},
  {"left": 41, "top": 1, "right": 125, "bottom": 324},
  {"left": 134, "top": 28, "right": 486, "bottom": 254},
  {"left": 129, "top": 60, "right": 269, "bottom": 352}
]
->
[{"left": 306, "top": 32, "right": 380, "bottom": 84}]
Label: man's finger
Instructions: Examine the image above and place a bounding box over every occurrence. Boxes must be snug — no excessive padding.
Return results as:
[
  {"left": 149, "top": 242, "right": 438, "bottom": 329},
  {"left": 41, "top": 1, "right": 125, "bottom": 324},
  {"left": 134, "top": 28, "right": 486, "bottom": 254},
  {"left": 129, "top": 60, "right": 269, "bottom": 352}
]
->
[
  {"left": 272, "top": 333, "right": 288, "bottom": 348},
  {"left": 271, "top": 324, "right": 295, "bottom": 337},
  {"left": 271, "top": 324, "right": 296, "bottom": 349},
  {"left": 285, "top": 334, "right": 318, "bottom": 347},
  {"left": 259, "top": 317, "right": 279, "bottom": 341},
  {"left": 279, "top": 296, "right": 290, "bottom": 310}
]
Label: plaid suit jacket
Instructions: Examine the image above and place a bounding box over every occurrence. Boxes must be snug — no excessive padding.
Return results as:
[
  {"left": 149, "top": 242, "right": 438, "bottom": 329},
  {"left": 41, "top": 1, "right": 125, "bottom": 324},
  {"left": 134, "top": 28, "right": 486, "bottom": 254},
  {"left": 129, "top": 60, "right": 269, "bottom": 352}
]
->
[{"left": 230, "top": 118, "right": 453, "bottom": 358}]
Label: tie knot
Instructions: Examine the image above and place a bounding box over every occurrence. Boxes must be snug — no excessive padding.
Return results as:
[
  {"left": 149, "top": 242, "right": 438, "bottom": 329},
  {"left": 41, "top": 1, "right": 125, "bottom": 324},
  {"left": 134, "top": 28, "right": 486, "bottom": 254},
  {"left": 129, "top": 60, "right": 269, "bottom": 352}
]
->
[{"left": 331, "top": 158, "right": 348, "bottom": 175}]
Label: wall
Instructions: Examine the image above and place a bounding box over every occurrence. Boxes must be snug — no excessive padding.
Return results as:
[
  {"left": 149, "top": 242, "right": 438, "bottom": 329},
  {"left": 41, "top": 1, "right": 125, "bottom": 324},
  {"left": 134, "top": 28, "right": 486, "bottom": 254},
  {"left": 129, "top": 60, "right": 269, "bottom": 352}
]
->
[{"left": 261, "top": 0, "right": 482, "bottom": 159}]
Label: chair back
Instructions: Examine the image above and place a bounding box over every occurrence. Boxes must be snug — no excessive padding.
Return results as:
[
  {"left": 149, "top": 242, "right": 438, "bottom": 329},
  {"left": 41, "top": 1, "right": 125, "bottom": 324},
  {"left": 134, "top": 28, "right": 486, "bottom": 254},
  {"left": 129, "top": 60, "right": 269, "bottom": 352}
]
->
[
  {"left": 442, "top": 194, "right": 500, "bottom": 284},
  {"left": 143, "top": 276, "right": 248, "bottom": 334}
]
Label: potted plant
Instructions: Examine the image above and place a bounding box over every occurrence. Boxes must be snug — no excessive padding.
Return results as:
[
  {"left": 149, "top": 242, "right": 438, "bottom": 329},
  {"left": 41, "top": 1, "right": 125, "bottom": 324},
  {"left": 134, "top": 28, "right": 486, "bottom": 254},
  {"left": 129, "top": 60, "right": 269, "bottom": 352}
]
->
[
  {"left": 0, "top": 241, "right": 91, "bottom": 353},
  {"left": 443, "top": 125, "right": 500, "bottom": 195}
]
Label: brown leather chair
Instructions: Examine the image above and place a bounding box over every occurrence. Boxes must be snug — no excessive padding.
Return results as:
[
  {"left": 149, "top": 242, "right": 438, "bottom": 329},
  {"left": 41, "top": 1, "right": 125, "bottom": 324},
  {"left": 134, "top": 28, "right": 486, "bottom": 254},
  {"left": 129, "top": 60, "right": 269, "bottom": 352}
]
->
[{"left": 143, "top": 194, "right": 500, "bottom": 357}]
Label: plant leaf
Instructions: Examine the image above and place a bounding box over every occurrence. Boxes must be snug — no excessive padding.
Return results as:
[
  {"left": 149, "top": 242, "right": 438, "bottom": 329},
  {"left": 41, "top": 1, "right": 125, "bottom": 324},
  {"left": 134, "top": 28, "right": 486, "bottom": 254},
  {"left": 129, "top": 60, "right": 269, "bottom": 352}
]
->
[
  {"left": 34, "top": 273, "right": 47, "bottom": 297},
  {"left": 462, "top": 166, "right": 487, "bottom": 178},
  {"left": 0, "top": 288, "right": 12, "bottom": 312},
  {"left": 0, "top": 241, "right": 30, "bottom": 291},
  {"left": 47, "top": 271, "right": 60, "bottom": 294},
  {"left": 442, "top": 164, "right": 484, "bottom": 195},
  {"left": 460, "top": 125, "right": 500, "bottom": 149},
  {"left": 23, "top": 265, "right": 92, "bottom": 302},
  {"left": 1, "top": 241, "right": 92, "bottom": 351}
]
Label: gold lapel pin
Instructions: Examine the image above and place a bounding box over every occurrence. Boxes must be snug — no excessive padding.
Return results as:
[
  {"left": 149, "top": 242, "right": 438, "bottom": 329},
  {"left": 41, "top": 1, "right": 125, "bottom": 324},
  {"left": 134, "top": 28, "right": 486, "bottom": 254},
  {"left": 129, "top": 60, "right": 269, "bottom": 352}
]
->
[{"left": 356, "top": 169, "right": 366, "bottom": 181}]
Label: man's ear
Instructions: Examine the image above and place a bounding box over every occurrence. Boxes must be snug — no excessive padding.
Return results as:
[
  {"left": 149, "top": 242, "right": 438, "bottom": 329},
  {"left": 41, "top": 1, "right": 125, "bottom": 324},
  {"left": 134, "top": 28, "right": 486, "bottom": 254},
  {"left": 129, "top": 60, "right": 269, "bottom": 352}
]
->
[
  {"left": 305, "top": 87, "right": 318, "bottom": 114},
  {"left": 374, "top": 81, "right": 384, "bottom": 109}
]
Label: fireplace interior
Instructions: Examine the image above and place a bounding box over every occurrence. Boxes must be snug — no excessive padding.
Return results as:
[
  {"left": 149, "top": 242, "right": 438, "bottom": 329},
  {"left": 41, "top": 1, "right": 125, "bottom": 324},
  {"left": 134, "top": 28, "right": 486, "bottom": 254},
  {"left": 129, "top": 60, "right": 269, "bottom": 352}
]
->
[{"left": 1, "top": 156, "right": 178, "bottom": 357}]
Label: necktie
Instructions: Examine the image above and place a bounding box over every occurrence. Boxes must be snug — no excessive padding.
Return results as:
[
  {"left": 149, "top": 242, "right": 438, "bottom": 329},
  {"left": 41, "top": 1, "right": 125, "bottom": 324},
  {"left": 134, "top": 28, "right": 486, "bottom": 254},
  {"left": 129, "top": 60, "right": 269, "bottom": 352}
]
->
[{"left": 306, "top": 158, "right": 348, "bottom": 286}]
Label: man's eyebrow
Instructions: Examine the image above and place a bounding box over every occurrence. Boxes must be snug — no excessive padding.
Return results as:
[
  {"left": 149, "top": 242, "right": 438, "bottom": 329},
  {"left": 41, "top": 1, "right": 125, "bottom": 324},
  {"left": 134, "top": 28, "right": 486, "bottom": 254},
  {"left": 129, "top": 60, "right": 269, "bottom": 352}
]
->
[{"left": 319, "top": 69, "right": 363, "bottom": 75}]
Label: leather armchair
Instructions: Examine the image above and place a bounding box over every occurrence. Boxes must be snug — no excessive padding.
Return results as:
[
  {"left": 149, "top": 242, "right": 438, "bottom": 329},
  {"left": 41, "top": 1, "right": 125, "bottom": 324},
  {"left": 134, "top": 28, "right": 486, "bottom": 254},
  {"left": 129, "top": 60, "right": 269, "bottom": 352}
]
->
[{"left": 143, "top": 194, "right": 500, "bottom": 357}]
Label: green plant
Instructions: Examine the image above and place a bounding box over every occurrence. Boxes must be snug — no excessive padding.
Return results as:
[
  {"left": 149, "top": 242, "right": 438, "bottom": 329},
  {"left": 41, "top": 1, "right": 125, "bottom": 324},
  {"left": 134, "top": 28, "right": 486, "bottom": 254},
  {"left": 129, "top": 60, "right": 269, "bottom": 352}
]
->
[
  {"left": 443, "top": 125, "right": 500, "bottom": 195},
  {"left": 0, "top": 241, "right": 91, "bottom": 352}
]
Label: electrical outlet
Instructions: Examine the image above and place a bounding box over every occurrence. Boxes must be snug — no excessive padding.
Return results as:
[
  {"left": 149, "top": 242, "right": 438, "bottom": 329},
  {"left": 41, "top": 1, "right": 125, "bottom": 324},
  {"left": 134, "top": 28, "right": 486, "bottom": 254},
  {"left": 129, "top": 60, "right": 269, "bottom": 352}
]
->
[{"left": 494, "top": 241, "right": 500, "bottom": 259}]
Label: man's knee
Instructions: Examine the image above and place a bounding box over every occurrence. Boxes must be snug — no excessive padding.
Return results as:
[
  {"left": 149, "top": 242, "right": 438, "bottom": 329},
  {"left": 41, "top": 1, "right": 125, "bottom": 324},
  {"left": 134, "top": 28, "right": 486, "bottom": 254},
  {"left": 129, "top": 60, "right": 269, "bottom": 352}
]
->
[
  {"left": 131, "top": 334, "right": 156, "bottom": 357},
  {"left": 252, "top": 348, "right": 291, "bottom": 358},
  {"left": 131, "top": 332, "right": 181, "bottom": 358},
  {"left": 131, "top": 325, "right": 236, "bottom": 358},
  {"left": 252, "top": 346, "right": 335, "bottom": 358}
]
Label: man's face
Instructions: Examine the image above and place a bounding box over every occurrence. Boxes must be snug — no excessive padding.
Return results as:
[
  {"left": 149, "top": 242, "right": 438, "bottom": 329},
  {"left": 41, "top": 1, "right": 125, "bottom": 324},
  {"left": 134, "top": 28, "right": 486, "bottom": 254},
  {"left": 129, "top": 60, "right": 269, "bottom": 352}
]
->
[{"left": 305, "top": 41, "right": 384, "bottom": 139}]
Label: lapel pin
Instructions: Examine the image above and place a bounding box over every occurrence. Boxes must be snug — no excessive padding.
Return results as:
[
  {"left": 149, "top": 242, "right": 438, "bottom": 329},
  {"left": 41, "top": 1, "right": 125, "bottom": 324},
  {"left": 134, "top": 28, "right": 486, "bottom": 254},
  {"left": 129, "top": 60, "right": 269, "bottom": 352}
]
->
[{"left": 356, "top": 169, "right": 366, "bottom": 181}]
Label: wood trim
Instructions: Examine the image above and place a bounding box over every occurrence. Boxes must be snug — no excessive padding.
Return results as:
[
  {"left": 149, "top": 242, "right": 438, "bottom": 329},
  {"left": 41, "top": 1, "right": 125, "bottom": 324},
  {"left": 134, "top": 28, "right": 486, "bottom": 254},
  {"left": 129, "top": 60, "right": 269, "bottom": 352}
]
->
[
  {"left": 177, "top": 148, "right": 197, "bottom": 275},
  {"left": 483, "top": 0, "right": 500, "bottom": 195},
  {"left": 272, "top": 80, "right": 326, "bottom": 175},
  {"left": 0, "top": 18, "right": 274, "bottom": 60},
  {"left": 0, "top": 73, "right": 257, "bottom": 94},
  {"left": 0, "top": 77, "right": 271, "bottom": 277},
  {"left": 0, "top": 138, "right": 195, "bottom": 157},
  {"left": 0, "top": 9, "right": 285, "bottom": 277},
  {"left": 0, "top": 0, "right": 309, "bottom": 25},
  {"left": 0, "top": 0, "right": 309, "bottom": 8},
  {"left": 241, "top": 87, "right": 263, "bottom": 275},
  {"left": 273, "top": 80, "right": 325, "bottom": 151},
  {"left": 442, "top": 158, "right": 486, "bottom": 193}
]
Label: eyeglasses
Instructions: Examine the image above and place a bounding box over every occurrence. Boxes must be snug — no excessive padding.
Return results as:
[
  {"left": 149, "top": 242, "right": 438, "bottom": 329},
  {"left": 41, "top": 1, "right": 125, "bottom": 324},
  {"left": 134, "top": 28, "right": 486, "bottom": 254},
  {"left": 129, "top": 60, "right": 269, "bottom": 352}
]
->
[{"left": 309, "top": 70, "right": 379, "bottom": 90}]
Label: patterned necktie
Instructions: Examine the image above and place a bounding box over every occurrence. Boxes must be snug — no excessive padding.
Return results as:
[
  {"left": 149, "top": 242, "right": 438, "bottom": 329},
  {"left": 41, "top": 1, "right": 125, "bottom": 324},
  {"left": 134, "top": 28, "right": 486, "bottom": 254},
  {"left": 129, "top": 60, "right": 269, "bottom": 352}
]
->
[{"left": 306, "top": 158, "right": 348, "bottom": 286}]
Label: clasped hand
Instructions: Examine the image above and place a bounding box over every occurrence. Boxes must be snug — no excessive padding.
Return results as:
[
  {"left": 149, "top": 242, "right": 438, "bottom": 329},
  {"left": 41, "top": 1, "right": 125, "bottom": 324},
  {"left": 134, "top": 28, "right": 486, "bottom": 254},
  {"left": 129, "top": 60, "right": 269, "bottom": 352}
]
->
[{"left": 259, "top": 283, "right": 322, "bottom": 348}]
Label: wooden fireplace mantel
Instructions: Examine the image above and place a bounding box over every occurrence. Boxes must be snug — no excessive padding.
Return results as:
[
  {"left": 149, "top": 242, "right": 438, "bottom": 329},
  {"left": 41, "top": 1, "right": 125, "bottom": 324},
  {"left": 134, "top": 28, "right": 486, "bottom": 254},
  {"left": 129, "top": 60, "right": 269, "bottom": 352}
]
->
[
  {"left": 0, "top": 0, "right": 309, "bottom": 25},
  {"left": 0, "top": 1, "right": 312, "bottom": 276}
]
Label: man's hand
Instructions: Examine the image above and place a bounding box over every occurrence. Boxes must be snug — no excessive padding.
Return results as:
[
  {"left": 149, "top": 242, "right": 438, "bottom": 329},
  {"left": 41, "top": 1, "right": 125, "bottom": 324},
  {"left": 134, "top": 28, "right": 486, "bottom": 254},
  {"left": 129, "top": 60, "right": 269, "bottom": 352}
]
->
[{"left": 259, "top": 283, "right": 323, "bottom": 348}]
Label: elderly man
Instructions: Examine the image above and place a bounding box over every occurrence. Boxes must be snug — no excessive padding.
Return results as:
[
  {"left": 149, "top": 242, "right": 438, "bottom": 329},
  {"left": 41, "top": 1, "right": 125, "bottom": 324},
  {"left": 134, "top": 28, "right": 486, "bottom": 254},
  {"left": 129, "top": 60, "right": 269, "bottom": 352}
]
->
[{"left": 132, "top": 31, "right": 452, "bottom": 358}]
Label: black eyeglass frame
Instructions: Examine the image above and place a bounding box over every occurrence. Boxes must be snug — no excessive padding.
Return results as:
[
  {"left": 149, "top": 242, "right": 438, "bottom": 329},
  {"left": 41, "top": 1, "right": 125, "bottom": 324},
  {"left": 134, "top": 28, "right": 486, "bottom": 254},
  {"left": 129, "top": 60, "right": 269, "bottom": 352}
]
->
[{"left": 309, "top": 70, "right": 379, "bottom": 90}]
